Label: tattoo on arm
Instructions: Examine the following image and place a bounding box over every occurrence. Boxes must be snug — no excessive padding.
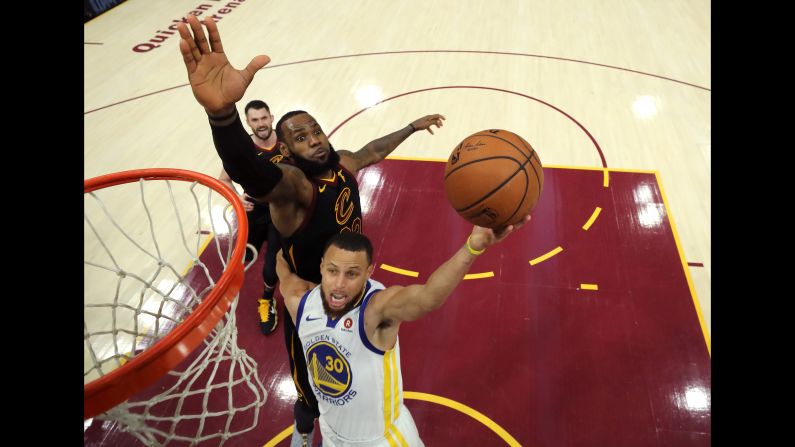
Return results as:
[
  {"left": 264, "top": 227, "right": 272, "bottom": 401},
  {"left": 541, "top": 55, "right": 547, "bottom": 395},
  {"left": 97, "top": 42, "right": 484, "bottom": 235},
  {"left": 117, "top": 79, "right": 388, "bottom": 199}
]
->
[{"left": 353, "top": 124, "right": 414, "bottom": 168}]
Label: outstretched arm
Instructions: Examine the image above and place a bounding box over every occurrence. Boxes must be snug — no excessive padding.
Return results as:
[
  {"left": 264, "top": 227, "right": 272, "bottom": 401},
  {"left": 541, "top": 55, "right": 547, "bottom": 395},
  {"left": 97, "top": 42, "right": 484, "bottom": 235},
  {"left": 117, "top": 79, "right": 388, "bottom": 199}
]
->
[
  {"left": 339, "top": 114, "right": 446, "bottom": 173},
  {"left": 178, "top": 15, "right": 313, "bottom": 221},
  {"left": 276, "top": 249, "right": 316, "bottom": 322},
  {"left": 371, "top": 216, "right": 531, "bottom": 323},
  {"left": 178, "top": 15, "right": 290, "bottom": 202}
]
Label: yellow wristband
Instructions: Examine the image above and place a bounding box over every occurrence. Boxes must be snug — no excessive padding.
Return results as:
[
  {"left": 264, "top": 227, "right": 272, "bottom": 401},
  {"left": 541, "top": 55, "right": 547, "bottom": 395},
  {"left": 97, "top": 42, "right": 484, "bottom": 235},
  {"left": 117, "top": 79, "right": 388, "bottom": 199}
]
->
[{"left": 466, "top": 236, "right": 485, "bottom": 255}]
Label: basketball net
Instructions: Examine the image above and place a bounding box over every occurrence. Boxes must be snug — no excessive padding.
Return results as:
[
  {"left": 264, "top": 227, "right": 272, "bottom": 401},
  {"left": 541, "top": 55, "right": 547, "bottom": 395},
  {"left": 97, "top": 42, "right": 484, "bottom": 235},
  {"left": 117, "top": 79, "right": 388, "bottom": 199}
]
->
[{"left": 84, "top": 169, "right": 267, "bottom": 446}]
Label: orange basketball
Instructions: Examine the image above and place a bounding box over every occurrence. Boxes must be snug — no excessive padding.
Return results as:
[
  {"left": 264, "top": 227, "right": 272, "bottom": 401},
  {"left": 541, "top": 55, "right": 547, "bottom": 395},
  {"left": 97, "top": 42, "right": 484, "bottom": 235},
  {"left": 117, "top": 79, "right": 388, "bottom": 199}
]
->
[{"left": 444, "top": 129, "right": 544, "bottom": 228}]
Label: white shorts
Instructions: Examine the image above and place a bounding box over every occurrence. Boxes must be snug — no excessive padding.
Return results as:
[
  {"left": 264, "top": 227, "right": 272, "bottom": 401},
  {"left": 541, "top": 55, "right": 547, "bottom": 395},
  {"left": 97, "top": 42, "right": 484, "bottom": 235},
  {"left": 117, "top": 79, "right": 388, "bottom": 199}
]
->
[{"left": 319, "top": 404, "right": 424, "bottom": 447}]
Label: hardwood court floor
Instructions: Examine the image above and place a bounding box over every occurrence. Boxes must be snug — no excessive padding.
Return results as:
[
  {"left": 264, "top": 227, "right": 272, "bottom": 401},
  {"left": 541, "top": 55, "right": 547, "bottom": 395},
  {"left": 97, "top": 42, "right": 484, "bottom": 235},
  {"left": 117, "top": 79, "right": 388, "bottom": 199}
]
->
[
  {"left": 85, "top": 159, "right": 710, "bottom": 446},
  {"left": 85, "top": 1, "right": 710, "bottom": 445}
]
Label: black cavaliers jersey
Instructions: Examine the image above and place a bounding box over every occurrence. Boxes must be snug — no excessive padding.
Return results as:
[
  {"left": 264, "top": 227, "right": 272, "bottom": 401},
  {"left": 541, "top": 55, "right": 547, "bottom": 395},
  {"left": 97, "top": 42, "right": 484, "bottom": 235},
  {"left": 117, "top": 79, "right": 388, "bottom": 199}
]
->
[
  {"left": 281, "top": 164, "right": 363, "bottom": 283},
  {"left": 250, "top": 136, "right": 284, "bottom": 164}
]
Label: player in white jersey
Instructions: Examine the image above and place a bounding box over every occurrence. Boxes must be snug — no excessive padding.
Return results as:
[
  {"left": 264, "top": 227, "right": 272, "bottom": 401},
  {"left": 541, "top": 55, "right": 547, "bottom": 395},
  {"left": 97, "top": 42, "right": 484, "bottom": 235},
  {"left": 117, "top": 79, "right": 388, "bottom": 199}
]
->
[{"left": 276, "top": 216, "right": 531, "bottom": 446}]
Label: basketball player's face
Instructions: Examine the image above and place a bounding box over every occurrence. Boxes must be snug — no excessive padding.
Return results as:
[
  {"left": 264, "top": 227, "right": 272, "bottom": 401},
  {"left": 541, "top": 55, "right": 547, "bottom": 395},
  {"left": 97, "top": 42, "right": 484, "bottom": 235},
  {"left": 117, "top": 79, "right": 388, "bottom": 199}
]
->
[
  {"left": 245, "top": 108, "right": 274, "bottom": 140},
  {"left": 283, "top": 114, "right": 332, "bottom": 165},
  {"left": 319, "top": 246, "right": 374, "bottom": 317}
]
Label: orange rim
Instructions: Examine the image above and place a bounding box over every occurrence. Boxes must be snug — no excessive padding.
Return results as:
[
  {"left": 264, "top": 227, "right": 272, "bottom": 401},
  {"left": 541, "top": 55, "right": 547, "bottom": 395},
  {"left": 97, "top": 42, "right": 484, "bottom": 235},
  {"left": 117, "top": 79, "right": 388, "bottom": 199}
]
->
[{"left": 83, "top": 168, "right": 248, "bottom": 419}]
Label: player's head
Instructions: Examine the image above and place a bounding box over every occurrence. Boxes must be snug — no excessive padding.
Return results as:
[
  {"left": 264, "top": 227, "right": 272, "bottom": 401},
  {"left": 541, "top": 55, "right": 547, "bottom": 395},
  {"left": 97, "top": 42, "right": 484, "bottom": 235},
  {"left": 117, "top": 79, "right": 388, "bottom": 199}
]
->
[
  {"left": 244, "top": 100, "right": 274, "bottom": 141},
  {"left": 276, "top": 111, "right": 340, "bottom": 176},
  {"left": 319, "top": 232, "right": 374, "bottom": 317}
]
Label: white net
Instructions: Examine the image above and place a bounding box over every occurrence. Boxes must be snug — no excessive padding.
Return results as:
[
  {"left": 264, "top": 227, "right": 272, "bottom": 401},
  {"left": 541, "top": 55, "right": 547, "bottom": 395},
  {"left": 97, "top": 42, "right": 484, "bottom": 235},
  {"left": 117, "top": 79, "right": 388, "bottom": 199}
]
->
[{"left": 84, "top": 172, "right": 267, "bottom": 446}]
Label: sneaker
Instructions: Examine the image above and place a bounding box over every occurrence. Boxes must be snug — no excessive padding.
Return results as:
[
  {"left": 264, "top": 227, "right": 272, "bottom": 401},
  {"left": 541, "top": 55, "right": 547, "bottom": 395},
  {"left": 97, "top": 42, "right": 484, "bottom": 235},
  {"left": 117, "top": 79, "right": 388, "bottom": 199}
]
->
[{"left": 258, "top": 297, "right": 278, "bottom": 334}]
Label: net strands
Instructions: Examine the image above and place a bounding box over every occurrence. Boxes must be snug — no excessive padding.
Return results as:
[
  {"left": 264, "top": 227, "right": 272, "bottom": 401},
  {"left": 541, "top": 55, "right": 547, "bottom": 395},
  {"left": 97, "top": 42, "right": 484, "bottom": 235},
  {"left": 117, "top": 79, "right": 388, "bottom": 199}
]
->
[{"left": 84, "top": 172, "right": 266, "bottom": 446}]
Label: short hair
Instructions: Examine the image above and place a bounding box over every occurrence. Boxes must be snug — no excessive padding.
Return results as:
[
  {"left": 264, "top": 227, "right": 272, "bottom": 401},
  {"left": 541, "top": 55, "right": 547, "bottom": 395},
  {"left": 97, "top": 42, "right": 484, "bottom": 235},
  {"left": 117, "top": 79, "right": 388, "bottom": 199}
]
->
[
  {"left": 244, "top": 100, "right": 270, "bottom": 116},
  {"left": 275, "top": 110, "right": 309, "bottom": 144},
  {"left": 323, "top": 232, "right": 373, "bottom": 264}
]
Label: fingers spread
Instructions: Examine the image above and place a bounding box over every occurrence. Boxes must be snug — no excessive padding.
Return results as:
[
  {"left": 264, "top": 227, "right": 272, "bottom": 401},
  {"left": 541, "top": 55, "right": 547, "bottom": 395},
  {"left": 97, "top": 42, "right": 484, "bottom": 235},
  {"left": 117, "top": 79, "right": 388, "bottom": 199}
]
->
[
  {"left": 204, "top": 17, "right": 225, "bottom": 53},
  {"left": 187, "top": 15, "right": 211, "bottom": 54},
  {"left": 243, "top": 55, "right": 272, "bottom": 80},
  {"left": 177, "top": 23, "right": 202, "bottom": 63},
  {"left": 179, "top": 38, "right": 198, "bottom": 73}
]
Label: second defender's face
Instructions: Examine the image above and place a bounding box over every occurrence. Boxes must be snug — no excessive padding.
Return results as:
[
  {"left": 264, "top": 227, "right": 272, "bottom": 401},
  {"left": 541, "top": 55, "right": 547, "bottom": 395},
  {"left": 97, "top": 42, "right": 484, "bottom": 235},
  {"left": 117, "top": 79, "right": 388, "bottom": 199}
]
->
[
  {"left": 319, "top": 246, "right": 373, "bottom": 316},
  {"left": 246, "top": 108, "right": 274, "bottom": 140},
  {"left": 282, "top": 113, "right": 331, "bottom": 164}
]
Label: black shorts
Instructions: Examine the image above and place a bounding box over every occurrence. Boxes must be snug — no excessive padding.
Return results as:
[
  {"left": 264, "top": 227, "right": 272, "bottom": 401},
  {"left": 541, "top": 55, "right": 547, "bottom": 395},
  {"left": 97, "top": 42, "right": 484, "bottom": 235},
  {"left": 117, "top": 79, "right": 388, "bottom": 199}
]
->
[
  {"left": 244, "top": 203, "right": 271, "bottom": 262},
  {"left": 283, "top": 306, "right": 320, "bottom": 415}
]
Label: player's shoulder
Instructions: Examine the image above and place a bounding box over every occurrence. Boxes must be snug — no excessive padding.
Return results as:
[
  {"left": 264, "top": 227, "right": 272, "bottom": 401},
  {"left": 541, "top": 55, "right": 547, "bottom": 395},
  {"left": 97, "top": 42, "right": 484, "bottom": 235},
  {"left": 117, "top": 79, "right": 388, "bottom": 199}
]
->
[
  {"left": 336, "top": 151, "right": 362, "bottom": 176},
  {"left": 277, "top": 158, "right": 301, "bottom": 175},
  {"left": 367, "top": 278, "right": 387, "bottom": 293},
  {"left": 273, "top": 161, "right": 314, "bottom": 200},
  {"left": 367, "top": 282, "right": 401, "bottom": 306},
  {"left": 336, "top": 149, "right": 358, "bottom": 165}
]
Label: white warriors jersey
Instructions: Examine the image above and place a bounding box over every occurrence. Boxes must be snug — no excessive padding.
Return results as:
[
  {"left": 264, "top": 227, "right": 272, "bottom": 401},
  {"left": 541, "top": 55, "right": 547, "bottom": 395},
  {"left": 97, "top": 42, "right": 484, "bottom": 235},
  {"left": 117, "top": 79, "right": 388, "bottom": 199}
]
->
[{"left": 296, "top": 279, "right": 423, "bottom": 446}]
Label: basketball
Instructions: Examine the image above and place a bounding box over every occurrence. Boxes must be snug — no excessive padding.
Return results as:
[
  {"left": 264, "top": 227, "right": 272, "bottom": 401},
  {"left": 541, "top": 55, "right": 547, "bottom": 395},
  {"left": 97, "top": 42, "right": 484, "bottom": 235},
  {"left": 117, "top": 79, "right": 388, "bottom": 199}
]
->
[{"left": 443, "top": 129, "right": 544, "bottom": 228}]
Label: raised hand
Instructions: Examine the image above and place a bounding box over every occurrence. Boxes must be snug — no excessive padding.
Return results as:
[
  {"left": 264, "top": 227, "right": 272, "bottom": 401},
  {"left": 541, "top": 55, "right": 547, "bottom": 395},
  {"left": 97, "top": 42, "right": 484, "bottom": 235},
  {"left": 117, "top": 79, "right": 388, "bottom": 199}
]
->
[
  {"left": 468, "top": 214, "right": 532, "bottom": 251},
  {"left": 410, "top": 114, "right": 446, "bottom": 135},
  {"left": 177, "top": 15, "right": 271, "bottom": 114}
]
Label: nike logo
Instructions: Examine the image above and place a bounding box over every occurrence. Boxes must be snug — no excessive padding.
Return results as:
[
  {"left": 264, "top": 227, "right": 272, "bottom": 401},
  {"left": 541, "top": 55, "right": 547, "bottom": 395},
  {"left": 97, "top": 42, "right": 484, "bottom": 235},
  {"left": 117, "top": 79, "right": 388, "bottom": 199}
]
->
[{"left": 305, "top": 315, "right": 322, "bottom": 322}]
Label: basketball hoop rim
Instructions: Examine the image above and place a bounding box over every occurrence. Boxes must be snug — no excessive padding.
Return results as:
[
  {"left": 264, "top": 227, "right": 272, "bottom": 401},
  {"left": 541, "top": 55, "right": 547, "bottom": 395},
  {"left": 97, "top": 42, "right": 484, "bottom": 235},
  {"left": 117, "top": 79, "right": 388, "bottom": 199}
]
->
[{"left": 84, "top": 168, "right": 249, "bottom": 419}]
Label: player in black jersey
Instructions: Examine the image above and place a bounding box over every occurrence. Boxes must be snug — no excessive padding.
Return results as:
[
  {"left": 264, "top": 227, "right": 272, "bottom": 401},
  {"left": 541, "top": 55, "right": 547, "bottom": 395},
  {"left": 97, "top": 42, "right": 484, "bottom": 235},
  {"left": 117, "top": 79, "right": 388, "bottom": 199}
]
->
[
  {"left": 178, "top": 16, "right": 445, "bottom": 447},
  {"left": 218, "top": 100, "right": 284, "bottom": 335}
]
